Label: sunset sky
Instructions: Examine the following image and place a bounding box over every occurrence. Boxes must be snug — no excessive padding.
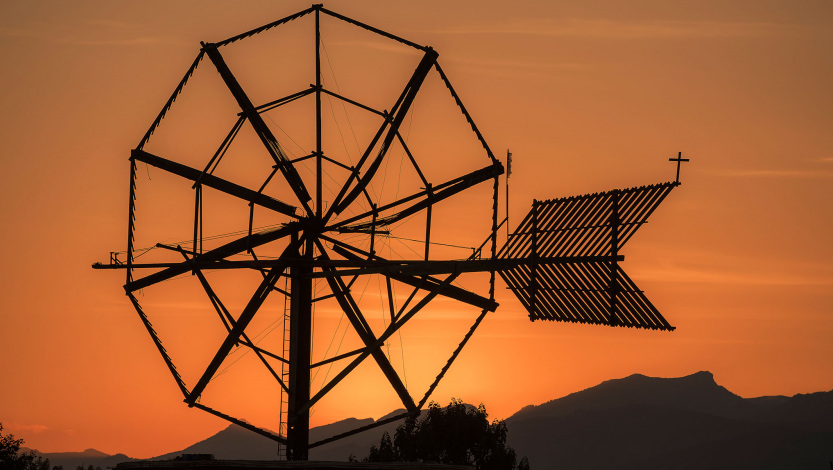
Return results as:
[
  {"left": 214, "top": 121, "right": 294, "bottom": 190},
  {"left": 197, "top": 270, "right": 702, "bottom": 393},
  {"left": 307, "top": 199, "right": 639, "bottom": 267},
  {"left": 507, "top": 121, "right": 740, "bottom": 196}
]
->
[{"left": 2, "top": 0, "right": 832, "bottom": 460}]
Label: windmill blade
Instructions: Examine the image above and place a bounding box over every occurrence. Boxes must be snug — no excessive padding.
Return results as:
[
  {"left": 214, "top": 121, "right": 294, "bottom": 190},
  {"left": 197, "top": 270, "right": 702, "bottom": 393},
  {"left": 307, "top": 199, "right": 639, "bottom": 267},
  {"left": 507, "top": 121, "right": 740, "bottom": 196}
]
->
[{"left": 499, "top": 181, "right": 679, "bottom": 331}]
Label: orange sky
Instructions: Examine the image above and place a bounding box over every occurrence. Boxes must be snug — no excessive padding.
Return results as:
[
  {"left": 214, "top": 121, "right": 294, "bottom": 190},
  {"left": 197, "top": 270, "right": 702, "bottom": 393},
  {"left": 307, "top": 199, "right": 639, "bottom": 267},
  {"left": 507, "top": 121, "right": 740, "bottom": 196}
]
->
[{"left": 2, "top": 0, "right": 832, "bottom": 460}]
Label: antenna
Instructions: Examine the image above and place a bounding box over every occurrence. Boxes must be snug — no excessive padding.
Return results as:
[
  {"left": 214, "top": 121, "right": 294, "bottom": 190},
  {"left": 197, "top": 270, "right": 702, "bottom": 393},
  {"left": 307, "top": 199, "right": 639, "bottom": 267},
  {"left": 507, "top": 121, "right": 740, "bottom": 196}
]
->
[{"left": 506, "top": 149, "right": 512, "bottom": 240}]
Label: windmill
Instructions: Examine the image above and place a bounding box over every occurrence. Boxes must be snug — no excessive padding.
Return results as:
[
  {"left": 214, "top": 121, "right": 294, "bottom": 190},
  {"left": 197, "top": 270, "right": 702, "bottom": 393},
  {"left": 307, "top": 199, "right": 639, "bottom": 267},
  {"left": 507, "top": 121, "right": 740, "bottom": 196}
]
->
[{"left": 93, "top": 4, "right": 687, "bottom": 461}]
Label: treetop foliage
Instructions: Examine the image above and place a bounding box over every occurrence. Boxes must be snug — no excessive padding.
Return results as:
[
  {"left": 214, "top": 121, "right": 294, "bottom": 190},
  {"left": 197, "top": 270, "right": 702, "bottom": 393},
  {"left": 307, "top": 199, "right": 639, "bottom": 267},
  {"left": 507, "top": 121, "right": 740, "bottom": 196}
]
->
[{"left": 362, "top": 399, "right": 529, "bottom": 470}]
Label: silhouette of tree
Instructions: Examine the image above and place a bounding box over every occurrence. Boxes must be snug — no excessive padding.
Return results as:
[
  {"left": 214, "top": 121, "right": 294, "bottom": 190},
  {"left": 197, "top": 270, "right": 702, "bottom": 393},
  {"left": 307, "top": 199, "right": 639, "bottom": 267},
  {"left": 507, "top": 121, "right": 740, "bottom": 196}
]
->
[
  {"left": 366, "top": 431, "right": 396, "bottom": 462},
  {"left": 365, "top": 399, "right": 527, "bottom": 470},
  {"left": 0, "top": 423, "right": 50, "bottom": 470}
]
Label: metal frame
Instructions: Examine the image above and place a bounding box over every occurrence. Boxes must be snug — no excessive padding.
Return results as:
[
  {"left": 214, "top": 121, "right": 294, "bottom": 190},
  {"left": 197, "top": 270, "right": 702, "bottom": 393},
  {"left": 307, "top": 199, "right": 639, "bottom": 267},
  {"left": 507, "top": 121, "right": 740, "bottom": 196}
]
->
[
  {"left": 94, "top": 3, "right": 685, "bottom": 461},
  {"left": 98, "top": 4, "right": 502, "bottom": 461}
]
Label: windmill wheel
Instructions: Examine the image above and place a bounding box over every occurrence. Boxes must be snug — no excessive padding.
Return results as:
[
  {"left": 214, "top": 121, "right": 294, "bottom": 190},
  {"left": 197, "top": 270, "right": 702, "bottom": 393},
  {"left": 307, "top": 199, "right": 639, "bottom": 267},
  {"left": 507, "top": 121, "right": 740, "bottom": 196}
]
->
[{"left": 104, "top": 5, "right": 503, "bottom": 459}]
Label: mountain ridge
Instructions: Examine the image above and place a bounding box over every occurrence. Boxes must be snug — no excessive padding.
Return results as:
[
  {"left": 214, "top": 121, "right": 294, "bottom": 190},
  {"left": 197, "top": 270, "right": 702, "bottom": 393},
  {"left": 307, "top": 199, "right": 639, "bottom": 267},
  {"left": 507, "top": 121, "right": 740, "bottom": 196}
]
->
[
  {"left": 509, "top": 370, "right": 751, "bottom": 421},
  {"left": 504, "top": 371, "right": 833, "bottom": 469},
  {"left": 34, "top": 371, "right": 833, "bottom": 469}
]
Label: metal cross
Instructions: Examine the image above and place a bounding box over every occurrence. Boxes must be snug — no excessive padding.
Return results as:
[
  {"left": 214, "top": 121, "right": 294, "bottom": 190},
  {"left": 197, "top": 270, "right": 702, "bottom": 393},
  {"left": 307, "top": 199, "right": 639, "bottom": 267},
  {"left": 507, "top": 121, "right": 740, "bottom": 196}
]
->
[{"left": 669, "top": 151, "right": 690, "bottom": 183}]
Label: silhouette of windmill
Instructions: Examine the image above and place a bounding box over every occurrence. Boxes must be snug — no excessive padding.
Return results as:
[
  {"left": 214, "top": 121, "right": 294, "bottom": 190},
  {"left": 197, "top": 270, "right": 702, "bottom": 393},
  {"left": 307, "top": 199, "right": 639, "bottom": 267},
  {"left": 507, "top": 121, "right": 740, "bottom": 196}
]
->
[{"left": 94, "top": 4, "right": 687, "bottom": 461}]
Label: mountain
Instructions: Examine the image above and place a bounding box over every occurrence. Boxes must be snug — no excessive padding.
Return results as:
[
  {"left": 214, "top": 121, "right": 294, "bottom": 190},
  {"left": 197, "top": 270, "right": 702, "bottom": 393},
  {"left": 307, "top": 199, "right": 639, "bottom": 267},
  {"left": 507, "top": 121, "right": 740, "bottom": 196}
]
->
[
  {"left": 29, "top": 447, "right": 135, "bottom": 470},
  {"left": 153, "top": 411, "right": 413, "bottom": 462},
  {"left": 505, "top": 371, "right": 833, "bottom": 470},
  {"left": 309, "top": 413, "right": 403, "bottom": 461},
  {"left": 509, "top": 371, "right": 751, "bottom": 421},
  {"left": 35, "top": 371, "right": 833, "bottom": 469},
  {"left": 151, "top": 422, "right": 282, "bottom": 461}
]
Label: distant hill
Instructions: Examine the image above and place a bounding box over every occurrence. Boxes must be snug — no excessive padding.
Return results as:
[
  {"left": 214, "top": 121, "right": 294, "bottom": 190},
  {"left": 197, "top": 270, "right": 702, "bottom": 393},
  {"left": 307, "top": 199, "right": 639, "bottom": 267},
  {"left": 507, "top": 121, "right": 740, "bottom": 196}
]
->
[
  {"left": 28, "top": 447, "right": 135, "bottom": 470},
  {"left": 150, "top": 415, "right": 388, "bottom": 462},
  {"left": 505, "top": 371, "right": 833, "bottom": 470},
  {"left": 152, "top": 410, "right": 420, "bottom": 462},
  {"left": 34, "top": 371, "right": 833, "bottom": 469}
]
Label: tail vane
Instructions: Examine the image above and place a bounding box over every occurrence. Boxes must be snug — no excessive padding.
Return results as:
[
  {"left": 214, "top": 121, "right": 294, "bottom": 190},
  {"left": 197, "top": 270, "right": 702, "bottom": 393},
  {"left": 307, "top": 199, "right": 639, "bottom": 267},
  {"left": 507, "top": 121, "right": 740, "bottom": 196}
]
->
[{"left": 498, "top": 181, "right": 679, "bottom": 331}]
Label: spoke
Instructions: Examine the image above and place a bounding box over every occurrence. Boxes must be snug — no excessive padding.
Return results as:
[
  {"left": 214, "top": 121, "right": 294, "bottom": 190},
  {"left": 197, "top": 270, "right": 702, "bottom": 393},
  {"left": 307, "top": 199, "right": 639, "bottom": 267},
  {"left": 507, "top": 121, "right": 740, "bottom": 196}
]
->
[
  {"left": 330, "top": 162, "right": 502, "bottom": 231},
  {"left": 186, "top": 238, "right": 302, "bottom": 405},
  {"left": 203, "top": 44, "right": 314, "bottom": 215},
  {"left": 298, "top": 265, "right": 460, "bottom": 417},
  {"left": 327, "top": 49, "right": 438, "bottom": 218},
  {"left": 132, "top": 149, "right": 297, "bottom": 217},
  {"left": 126, "top": 223, "right": 299, "bottom": 292},
  {"left": 322, "top": 235, "right": 498, "bottom": 312},
  {"left": 178, "top": 248, "right": 289, "bottom": 394},
  {"left": 314, "top": 240, "right": 417, "bottom": 412}
]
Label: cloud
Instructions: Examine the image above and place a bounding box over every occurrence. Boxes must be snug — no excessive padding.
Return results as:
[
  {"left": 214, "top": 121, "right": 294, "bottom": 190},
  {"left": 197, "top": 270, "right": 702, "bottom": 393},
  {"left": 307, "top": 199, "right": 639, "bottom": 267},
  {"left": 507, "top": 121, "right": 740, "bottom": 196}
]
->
[
  {"left": 432, "top": 18, "right": 795, "bottom": 40},
  {"left": 7, "top": 423, "right": 49, "bottom": 434}
]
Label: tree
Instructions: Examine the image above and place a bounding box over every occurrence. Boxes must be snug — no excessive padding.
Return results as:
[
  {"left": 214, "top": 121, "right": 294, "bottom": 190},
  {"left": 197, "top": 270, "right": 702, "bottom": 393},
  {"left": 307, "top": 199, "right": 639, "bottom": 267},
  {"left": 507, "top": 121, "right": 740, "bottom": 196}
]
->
[
  {"left": 366, "top": 431, "right": 396, "bottom": 462},
  {"left": 365, "top": 399, "right": 527, "bottom": 470},
  {"left": 0, "top": 423, "right": 50, "bottom": 470}
]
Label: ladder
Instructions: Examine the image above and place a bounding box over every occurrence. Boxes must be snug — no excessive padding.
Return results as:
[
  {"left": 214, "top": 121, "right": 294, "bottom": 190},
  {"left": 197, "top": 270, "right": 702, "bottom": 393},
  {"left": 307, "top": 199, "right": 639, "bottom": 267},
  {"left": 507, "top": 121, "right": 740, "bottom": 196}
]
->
[{"left": 277, "top": 275, "right": 291, "bottom": 460}]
